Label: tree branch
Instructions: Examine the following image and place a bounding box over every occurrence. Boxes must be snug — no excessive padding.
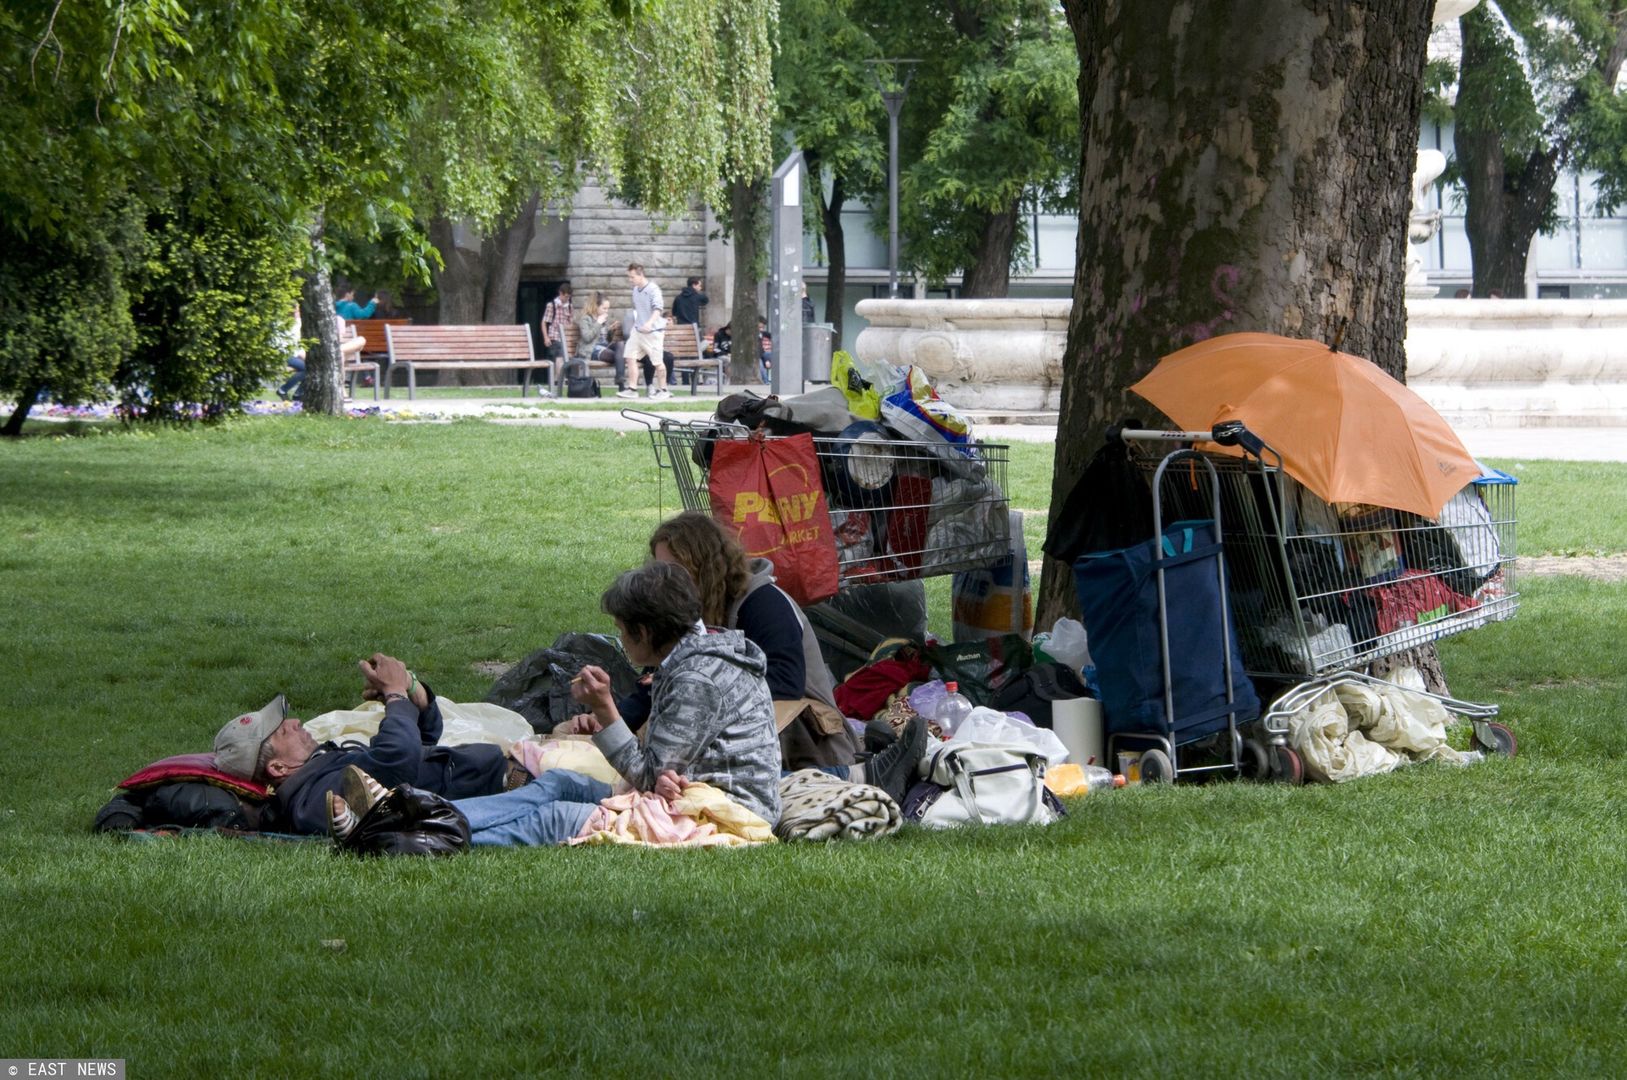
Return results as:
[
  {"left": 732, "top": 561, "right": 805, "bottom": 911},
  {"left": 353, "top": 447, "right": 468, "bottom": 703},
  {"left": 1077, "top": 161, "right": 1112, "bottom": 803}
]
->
[
  {"left": 103, "top": 0, "right": 128, "bottom": 88},
  {"left": 29, "top": 0, "right": 66, "bottom": 85}
]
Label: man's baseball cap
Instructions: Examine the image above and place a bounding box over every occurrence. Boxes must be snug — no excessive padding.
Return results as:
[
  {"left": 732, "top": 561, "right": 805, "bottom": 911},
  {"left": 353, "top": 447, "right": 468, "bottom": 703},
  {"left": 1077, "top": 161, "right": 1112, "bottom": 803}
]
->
[{"left": 212, "top": 695, "right": 288, "bottom": 779}]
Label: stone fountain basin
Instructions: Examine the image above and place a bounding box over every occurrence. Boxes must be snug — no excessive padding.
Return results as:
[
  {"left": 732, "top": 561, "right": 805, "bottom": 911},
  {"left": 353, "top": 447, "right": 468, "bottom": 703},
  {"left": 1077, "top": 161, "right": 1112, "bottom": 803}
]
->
[{"left": 854, "top": 297, "right": 1627, "bottom": 426}]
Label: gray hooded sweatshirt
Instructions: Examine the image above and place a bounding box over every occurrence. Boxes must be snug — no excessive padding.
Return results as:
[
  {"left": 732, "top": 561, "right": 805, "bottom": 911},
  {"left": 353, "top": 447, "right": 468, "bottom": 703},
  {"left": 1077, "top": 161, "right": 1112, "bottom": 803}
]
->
[{"left": 593, "top": 628, "right": 781, "bottom": 825}]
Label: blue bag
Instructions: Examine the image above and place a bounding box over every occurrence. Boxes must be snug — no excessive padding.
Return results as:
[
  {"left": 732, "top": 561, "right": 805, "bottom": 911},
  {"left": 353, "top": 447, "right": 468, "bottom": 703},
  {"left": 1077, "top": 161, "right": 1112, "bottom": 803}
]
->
[{"left": 1072, "top": 520, "right": 1259, "bottom": 741}]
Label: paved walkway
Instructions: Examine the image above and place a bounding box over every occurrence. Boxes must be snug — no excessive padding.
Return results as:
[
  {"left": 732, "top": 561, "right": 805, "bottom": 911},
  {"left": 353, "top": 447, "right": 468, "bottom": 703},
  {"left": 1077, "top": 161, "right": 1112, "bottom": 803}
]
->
[{"left": 359, "top": 392, "right": 1627, "bottom": 462}]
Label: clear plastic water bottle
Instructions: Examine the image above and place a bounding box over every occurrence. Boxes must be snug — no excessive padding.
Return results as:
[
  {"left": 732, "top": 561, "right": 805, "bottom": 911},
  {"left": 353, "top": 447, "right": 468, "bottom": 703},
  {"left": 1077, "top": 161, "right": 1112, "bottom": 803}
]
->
[
  {"left": 937, "top": 681, "right": 974, "bottom": 737},
  {"left": 1080, "top": 764, "right": 1125, "bottom": 793}
]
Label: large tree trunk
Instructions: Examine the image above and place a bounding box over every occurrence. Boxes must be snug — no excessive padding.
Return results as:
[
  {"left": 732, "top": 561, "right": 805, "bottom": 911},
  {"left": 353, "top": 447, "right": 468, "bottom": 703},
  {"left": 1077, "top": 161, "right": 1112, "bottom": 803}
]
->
[
  {"left": 2, "top": 382, "right": 42, "bottom": 436},
  {"left": 959, "top": 199, "right": 1020, "bottom": 298},
  {"left": 429, "top": 215, "right": 487, "bottom": 325},
  {"left": 428, "top": 197, "right": 539, "bottom": 386},
  {"left": 481, "top": 190, "right": 540, "bottom": 325},
  {"left": 822, "top": 172, "right": 848, "bottom": 342},
  {"left": 300, "top": 209, "right": 346, "bottom": 416},
  {"left": 1038, "top": 0, "right": 1433, "bottom": 627},
  {"left": 1454, "top": 7, "right": 1557, "bottom": 299},
  {"left": 728, "top": 176, "right": 767, "bottom": 383}
]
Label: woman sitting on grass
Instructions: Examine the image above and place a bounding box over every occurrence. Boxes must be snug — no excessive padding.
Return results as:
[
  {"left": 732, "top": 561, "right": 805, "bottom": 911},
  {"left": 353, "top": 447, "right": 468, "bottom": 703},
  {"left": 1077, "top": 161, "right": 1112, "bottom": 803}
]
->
[
  {"left": 330, "top": 560, "right": 782, "bottom": 845},
  {"left": 626, "top": 512, "right": 858, "bottom": 772}
]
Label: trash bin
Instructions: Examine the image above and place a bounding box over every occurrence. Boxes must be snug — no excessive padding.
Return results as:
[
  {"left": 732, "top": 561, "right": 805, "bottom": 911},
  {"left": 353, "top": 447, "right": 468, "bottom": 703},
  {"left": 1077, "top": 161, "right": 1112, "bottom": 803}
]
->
[{"left": 802, "top": 322, "right": 836, "bottom": 383}]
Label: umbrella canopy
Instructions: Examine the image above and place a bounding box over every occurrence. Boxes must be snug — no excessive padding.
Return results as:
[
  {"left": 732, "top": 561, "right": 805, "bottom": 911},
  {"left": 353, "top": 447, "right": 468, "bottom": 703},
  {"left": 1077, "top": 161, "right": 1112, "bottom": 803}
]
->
[{"left": 1129, "top": 331, "right": 1480, "bottom": 518}]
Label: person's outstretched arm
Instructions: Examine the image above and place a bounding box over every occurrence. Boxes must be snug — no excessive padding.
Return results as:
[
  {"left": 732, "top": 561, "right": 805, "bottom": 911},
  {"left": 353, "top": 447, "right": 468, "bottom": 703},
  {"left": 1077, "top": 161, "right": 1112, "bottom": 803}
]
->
[{"left": 354, "top": 653, "right": 436, "bottom": 787}]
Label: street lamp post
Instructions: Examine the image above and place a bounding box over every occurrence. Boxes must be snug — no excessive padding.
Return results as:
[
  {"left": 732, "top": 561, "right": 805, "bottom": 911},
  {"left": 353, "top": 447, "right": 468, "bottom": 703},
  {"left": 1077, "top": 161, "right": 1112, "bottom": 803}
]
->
[{"left": 866, "top": 59, "right": 920, "bottom": 300}]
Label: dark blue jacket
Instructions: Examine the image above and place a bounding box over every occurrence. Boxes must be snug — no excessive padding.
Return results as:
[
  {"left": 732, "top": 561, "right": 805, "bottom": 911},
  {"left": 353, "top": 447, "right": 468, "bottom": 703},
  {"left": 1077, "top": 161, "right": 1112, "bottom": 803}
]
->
[{"left": 271, "top": 688, "right": 506, "bottom": 834}]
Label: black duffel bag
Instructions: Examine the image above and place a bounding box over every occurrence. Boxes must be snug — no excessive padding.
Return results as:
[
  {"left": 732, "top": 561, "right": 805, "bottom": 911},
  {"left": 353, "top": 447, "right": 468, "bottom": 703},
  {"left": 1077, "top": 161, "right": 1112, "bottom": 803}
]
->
[{"left": 337, "top": 784, "right": 470, "bottom": 857}]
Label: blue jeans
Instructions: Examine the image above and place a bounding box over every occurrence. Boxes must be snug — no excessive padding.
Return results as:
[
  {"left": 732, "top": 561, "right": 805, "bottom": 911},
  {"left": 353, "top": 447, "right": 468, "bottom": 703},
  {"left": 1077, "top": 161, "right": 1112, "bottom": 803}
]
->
[
  {"left": 278, "top": 354, "right": 305, "bottom": 397},
  {"left": 453, "top": 768, "right": 610, "bottom": 847}
]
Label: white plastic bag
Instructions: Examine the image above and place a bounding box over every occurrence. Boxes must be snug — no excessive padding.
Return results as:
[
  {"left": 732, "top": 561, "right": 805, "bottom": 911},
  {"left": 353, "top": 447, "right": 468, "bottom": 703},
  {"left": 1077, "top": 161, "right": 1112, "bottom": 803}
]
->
[
  {"left": 949, "top": 706, "right": 1069, "bottom": 766},
  {"left": 1040, "top": 618, "right": 1092, "bottom": 673}
]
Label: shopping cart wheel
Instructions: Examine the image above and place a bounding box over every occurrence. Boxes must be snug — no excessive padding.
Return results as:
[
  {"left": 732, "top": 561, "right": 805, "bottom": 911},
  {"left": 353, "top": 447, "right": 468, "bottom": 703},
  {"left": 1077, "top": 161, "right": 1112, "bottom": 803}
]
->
[
  {"left": 1241, "top": 738, "right": 1271, "bottom": 781},
  {"left": 1472, "top": 721, "right": 1518, "bottom": 758},
  {"left": 1270, "top": 745, "right": 1305, "bottom": 785},
  {"left": 1139, "top": 749, "right": 1174, "bottom": 784}
]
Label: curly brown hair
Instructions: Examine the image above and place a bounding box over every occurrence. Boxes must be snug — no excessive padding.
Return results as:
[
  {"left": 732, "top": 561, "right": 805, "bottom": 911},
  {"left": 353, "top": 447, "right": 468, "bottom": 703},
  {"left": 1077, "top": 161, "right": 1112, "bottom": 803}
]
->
[{"left": 648, "top": 512, "right": 751, "bottom": 626}]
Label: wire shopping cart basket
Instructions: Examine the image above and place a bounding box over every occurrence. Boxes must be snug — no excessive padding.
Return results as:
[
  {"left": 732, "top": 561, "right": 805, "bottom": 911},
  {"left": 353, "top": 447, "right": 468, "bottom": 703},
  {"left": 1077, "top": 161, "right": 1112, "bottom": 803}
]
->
[
  {"left": 1131, "top": 421, "right": 1520, "bottom": 779},
  {"left": 624, "top": 410, "right": 1012, "bottom": 587}
]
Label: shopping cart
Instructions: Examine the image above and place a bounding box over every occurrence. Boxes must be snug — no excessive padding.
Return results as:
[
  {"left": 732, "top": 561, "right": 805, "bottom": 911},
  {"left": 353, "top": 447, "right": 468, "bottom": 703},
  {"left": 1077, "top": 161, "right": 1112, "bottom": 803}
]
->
[
  {"left": 1131, "top": 421, "right": 1520, "bottom": 781},
  {"left": 623, "top": 410, "right": 1012, "bottom": 587}
]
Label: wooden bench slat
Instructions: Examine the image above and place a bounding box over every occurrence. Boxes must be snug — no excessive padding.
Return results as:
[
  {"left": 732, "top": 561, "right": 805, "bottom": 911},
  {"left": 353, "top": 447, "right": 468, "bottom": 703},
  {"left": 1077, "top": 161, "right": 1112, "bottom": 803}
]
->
[{"left": 383, "top": 324, "right": 545, "bottom": 400}]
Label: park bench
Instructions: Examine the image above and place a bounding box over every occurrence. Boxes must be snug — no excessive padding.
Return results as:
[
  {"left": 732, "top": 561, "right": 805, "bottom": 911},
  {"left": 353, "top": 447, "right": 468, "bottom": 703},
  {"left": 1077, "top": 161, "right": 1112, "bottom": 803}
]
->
[
  {"left": 339, "top": 324, "right": 379, "bottom": 401},
  {"left": 665, "top": 322, "right": 722, "bottom": 395},
  {"left": 382, "top": 324, "right": 551, "bottom": 399},
  {"left": 348, "top": 318, "right": 411, "bottom": 362}
]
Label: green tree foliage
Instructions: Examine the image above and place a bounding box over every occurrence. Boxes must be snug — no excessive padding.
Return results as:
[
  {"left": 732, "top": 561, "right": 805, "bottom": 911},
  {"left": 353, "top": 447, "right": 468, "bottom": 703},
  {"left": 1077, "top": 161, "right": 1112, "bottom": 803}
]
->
[
  {"left": 871, "top": 0, "right": 1078, "bottom": 297},
  {"left": 774, "top": 0, "right": 885, "bottom": 338},
  {"left": 120, "top": 205, "right": 305, "bottom": 422},
  {"left": 0, "top": 209, "right": 142, "bottom": 436},
  {"left": 3, "top": 0, "right": 775, "bottom": 426},
  {"left": 1442, "top": 0, "right": 1627, "bottom": 295}
]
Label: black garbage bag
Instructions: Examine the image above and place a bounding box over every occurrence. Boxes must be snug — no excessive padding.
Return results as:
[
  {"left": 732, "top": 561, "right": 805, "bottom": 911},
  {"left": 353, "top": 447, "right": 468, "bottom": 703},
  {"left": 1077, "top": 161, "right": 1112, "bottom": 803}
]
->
[
  {"left": 92, "top": 783, "right": 266, "bottom": 833},
  {"left": 338, "top": 784, "right": 470, "bottom": 857},
  {"left": 484, "top": 632, "right": 642, "bottom": 732},
  {"left": 924, "top": 634, "right": 1034, "bottom": 708},
  {"left": 805, "top": 580, "right": 929, "bottom": 682}
]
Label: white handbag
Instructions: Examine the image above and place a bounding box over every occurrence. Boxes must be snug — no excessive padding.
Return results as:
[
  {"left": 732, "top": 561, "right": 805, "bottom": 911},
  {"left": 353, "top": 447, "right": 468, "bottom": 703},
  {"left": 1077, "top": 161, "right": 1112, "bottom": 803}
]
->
[{"left": 906, "top": 743, "right": 1063, "bottom": 829}]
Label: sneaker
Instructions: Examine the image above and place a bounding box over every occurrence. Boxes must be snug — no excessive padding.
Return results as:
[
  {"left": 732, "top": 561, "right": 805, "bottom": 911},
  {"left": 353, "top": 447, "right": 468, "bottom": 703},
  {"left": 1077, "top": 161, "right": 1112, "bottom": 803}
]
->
[
  {"left": 327, "top": 791, "right": 359, "bottom": 840},
  {"left": 341, "top": 764, "right": 387, "bottom": 818},
  {"left": 864, "top": 716, "right": 926, "bottom": 805},
  {"left": 650, "top": 388, "right": 673, "bottom": 401},
  {"left": 863, "top": 717, "right": 899, "bottom": 755},
  {"left": 616, "top": 388, "right": 639, "bottom": 399}
]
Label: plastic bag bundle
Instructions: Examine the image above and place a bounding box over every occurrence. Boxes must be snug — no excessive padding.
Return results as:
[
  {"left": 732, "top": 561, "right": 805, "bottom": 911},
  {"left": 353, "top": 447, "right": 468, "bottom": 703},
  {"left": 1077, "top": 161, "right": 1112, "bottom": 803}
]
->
[
  {"left": 337, "top": 784, "right": 471, "bottom": 857},
  {"left": 949, "top": 706, "right": 1069, "bottom": 766}
]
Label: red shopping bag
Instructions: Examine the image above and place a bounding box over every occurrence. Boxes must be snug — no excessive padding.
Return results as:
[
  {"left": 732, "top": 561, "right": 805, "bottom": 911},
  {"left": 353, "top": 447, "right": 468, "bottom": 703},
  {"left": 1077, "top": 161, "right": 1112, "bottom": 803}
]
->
[{"left": 708, "top": 431, "right": 840, "bottom": 606}]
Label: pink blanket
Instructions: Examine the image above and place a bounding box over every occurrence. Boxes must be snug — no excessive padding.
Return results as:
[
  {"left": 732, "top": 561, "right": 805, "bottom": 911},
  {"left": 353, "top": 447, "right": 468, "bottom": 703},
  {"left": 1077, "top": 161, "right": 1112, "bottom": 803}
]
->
[{"left": 568, "top": 784, "right": 773, "bottom": 848}]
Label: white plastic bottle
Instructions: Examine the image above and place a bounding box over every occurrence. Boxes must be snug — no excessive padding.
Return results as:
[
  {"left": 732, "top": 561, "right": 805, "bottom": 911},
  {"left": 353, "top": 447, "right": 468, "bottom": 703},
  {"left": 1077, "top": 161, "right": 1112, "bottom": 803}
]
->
[
  {"left": 1079, "top": 764, "right": 1125, "bottom": 793},
  {"left": 938, "top": 681, "right": 974, "bottom": 737}
]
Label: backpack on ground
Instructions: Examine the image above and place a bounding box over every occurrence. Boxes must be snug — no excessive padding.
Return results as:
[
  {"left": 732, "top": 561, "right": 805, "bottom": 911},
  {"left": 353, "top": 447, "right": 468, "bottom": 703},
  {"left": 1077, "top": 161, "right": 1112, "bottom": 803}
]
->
[
  {"left": 901, "top": 742, "right": 1065, "bottom": 828},
  {"left": 564, "top": 360, "right": 601, "bottom": 398}
]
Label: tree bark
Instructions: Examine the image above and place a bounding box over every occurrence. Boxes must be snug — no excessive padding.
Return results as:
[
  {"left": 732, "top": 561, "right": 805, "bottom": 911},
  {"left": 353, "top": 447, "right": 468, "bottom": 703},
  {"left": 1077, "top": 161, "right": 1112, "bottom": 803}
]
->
[
  {"left": 821, "top": 172, "right": 848, "bottom": 342},
  {"left": 429, "top": 214, "right": 487, "bottom": 326},
  {"left": 1038, "top": 0, "right": 1434, "bottom": 627},
  {"left": 481, "top": 190, "right": 540, "bottom": 326},
  {"left": 2, "top": 383, "right": 42, "bottom": 436},
  {"left": 959, "top": 198, "right": 1020, "bottom": 298},
  {"left": 300, "top": 209, "right": 346, "bottom": 416},
  {"left": 728, "top": 175, "right": 766, "bottom": 383}
]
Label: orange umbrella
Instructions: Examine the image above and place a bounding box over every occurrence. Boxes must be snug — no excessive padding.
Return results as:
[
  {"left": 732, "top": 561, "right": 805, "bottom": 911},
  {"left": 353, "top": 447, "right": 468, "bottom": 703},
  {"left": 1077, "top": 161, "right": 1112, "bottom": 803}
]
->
[{"left": 1129, "top": 331, "right": 1480, "bottom": 518}]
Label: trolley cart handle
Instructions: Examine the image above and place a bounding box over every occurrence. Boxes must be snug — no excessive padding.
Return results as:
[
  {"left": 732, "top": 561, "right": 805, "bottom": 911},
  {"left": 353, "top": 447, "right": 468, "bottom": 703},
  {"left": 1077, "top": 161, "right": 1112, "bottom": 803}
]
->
[
  {"left": 1115, "top": 422, "right": 1277, "bottom": 464},
  {"left": 619, "top": 408, "right": 664, "bottom": 429},
  {"left": 1208, "top": 420, "right": 1267, "bottom": 456}
]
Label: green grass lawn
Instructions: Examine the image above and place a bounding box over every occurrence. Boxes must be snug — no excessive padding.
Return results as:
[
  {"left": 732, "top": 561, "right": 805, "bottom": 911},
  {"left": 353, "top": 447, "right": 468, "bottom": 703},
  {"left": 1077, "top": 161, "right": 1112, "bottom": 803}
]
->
[{"left": 2, "top": 418, "right": 1624, "bottom": 1075}]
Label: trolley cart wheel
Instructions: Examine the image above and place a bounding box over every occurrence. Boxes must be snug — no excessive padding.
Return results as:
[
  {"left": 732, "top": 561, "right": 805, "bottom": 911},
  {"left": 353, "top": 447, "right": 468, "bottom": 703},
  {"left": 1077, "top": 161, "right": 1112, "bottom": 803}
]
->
[
  {"left": 1140, "top": 749, "right": 1174, "bottom": 784},
  {"left": 1241, "top": 738, "right": 1271, "bottom": 781},
  {"left": 1472, "top": 720, "right": 1518, "bottom": 758},
  {"left": 1270, "top": 744, "right": 1305, "bottom": 785}
]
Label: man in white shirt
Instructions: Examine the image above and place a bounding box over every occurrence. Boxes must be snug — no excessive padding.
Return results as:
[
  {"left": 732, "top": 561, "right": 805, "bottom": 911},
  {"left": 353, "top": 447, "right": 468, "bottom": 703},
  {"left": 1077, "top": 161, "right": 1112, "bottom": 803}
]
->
[{"left": 621, "top": 264, "right": 669, "bottom": 401}]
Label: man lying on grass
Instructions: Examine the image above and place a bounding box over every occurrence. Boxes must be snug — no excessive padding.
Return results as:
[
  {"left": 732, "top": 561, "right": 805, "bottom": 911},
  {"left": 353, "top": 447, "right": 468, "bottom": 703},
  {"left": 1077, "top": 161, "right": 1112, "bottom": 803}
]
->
[
  {"left": 212, "top": 653, "right": 511, "bottom": 834},
  {"left": 330, "top": 560, "right": 784, "bottom": 845}
]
